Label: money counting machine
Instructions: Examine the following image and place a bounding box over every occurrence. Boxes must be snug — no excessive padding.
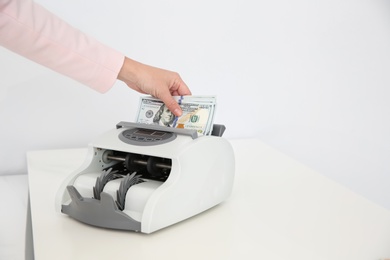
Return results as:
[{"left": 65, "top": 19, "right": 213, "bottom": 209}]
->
[{"left": 56, "top": 122, "right": 235, "bottom": 233}]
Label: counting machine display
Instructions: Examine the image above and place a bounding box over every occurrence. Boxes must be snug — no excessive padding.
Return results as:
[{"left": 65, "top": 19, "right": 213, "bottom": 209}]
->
[{"left": 119, "top": 128, "right": 176, "bottom": 146}]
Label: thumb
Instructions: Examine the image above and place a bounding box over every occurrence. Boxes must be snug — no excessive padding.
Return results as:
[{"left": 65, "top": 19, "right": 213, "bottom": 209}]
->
[{"left": 159, "top": 94, "right": 182, "bottom": 117}]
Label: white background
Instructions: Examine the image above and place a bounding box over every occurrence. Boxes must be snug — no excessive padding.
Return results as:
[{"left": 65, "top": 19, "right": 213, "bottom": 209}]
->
[{"left": 1, "top": 0, "right": 390, "bottom": 209}]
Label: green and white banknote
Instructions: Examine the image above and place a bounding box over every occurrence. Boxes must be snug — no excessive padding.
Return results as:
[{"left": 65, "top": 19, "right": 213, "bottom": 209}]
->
[{"left": 135, "top": 95, "right": 217, "bottom": 135}]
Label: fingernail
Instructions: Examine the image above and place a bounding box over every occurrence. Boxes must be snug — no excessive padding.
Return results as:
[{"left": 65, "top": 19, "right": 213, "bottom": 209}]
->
[{"left": 174, "top": 108, "right": 182, "bottom": 116}]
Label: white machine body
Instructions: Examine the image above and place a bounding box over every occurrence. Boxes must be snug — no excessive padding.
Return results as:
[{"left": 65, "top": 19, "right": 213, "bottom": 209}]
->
[{"left": 56, "top": 122, "right": 235, "bottom": 234}]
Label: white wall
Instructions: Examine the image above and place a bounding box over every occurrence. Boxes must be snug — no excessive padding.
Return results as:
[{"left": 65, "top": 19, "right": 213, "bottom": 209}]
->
[{"left": 1, "top": 0, "right": 390, "bottom": 209}]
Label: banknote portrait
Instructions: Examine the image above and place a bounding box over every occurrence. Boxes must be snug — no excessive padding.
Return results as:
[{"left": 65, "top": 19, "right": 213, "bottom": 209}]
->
[{"left": 153, "top": 104, "right": 175, "bottom": 127}]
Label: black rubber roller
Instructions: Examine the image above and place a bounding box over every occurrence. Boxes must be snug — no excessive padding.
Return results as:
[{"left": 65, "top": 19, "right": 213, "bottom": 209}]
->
[{"left": 125, "top": 153, "right": 146, "bottom": 172}]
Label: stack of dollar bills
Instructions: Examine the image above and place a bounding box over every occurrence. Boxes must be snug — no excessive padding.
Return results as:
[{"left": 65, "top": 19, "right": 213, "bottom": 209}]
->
[{"left": 135, "top": 95, "right": 217, "bottom": 135}]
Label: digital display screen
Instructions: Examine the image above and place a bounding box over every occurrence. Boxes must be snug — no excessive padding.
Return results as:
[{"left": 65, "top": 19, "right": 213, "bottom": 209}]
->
[
  {"left": 151, "top": 131, "right": 165, "bottom": 137},
  {"left": 135, "top": 129, "right": 165, "bottom": 137},
  {"left": 135, "top": 129, "right": 154, "bottom": 135}
]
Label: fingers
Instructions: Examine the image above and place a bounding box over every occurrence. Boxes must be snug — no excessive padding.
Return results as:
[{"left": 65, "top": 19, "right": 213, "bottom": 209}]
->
[
  {"left": 159, "top": 93, "right": 183, "bottom": 117},
  {"left": 157, "top": 76, "right": 191, "bottom": 117},
  {"left": 117, "top": 57, "right": 191, "bottom": 116},
  {"left": 175, "top": 78, "right": 192, "bottom": 96}
]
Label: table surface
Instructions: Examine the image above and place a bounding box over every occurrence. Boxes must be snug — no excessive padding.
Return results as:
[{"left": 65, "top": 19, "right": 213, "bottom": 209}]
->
[{"left": 27, "top": 138, "right": 390, "bottom": 260}]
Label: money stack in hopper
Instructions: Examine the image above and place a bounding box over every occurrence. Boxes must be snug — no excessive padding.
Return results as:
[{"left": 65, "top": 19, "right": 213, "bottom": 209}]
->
[{"left": 135, "top": 96, "right": 216, "bottom": 135}]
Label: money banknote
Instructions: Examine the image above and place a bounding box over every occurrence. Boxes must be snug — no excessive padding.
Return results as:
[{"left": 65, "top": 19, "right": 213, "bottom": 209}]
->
[{"left": 135, "top": 95, "right": 217, "bottom": 135}]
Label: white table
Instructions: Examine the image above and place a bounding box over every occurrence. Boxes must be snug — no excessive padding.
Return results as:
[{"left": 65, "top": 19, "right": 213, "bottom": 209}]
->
[{"left": 27, "top": 139, "right": 390, "bottom": 260}]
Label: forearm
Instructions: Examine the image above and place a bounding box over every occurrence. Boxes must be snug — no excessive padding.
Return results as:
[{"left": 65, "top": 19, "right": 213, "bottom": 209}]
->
[{"left": 0, "top": 0, "right": 124, "bottom": 92}]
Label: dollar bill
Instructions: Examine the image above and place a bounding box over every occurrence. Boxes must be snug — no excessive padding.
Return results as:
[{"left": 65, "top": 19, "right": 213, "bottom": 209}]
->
[{"left": 135, "top": 95, "right": 217, "bottom": 135}]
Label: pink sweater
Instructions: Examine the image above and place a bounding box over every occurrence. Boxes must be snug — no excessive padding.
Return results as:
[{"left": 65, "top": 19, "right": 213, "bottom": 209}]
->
[{"left": 0, "top": 0, "right": 125, "bottom": 93}]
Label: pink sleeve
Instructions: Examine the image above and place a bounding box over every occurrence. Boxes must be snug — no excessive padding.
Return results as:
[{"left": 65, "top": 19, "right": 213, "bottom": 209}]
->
[{"left": 0, "top": 0, "right": 125, "bottom": 93}]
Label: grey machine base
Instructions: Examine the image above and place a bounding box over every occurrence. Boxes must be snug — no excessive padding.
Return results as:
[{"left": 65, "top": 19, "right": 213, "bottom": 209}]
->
[{"left": 62, "top": 186, "right": 141, "bottom": 232}]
